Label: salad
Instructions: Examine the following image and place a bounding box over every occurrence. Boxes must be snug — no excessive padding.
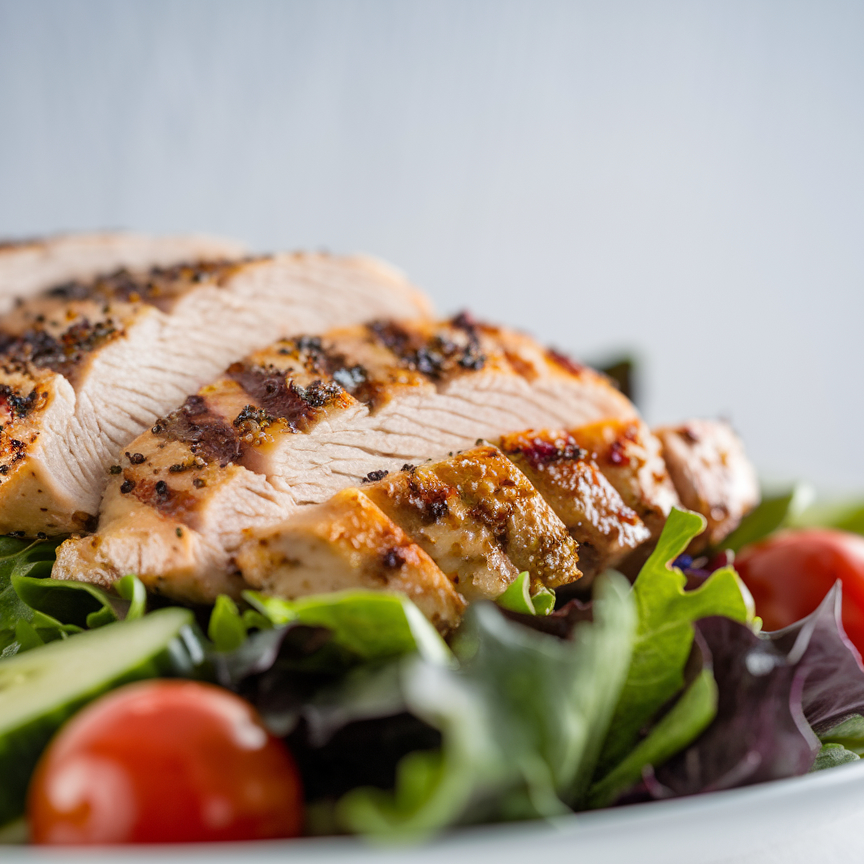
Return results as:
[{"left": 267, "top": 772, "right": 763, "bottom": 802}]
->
[{"left": 3, "top": 492, "right": 864, "bottom": 846}]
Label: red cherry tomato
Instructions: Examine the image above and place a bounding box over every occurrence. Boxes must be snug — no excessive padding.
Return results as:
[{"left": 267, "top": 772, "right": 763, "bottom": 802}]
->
[
  {"left": 736, "top": 528, "right": 864, "bottom": 653},
  {"left": 27, "top": 680, "right": 303, "bottom": 845}
]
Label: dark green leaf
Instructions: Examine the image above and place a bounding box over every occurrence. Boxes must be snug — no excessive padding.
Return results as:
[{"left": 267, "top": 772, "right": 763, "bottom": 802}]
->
[
  {"left": 722, "top": 487, "right": 809, "bottom": 552},
  {"left": 598, "top": 356, "right": 638, "bottom": 404},
  {"left": 0, "top": 537, "right": 65, "bottom": 655},
  {"left": 333, "top": 572, "right": 636, "bottom": 837},
  {"left": 12, "top": 576, "right": 128, "bottom": 629}
]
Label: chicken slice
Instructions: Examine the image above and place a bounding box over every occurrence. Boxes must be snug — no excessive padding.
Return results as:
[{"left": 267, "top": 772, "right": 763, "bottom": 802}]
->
[
  {"left": 0, "top": 231, "right": 246, "bottom": 311},
  {"left": 235, "top": 488, "right": 467, "bottom": 633},
  {"left": 654, "top": 418, "right": 760, "bottom": 549},
  {"left": 54, "top": 319, "right": 633, "bottom": 600},
  {"left": 243, "top": 317, "right": 638, "bottom": 506},
  {"left": 362, "top": 445, "right": 582, "bottom": 602},
  {"left": 498, "top": 429, "right": 650, "bottom": 580},
  {"left": 0, "top": 254, "right": 432, "bottom": 534},
  {"left": 567, "top": 418, "right": 680, "bottom": 538}
]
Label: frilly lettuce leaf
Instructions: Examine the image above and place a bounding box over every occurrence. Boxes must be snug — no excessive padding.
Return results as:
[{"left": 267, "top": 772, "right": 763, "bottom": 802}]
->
[
  {"left": 764, "top": 583, "right": 864, "bottom": 735},
  {"left": 596, "top": 508, "right": 754, "bottom": 774},
  {"left": 0, "top": 536, "right": 147, "bottom": 657}
]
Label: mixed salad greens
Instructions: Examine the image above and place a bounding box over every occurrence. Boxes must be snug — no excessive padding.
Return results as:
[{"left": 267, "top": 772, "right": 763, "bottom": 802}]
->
[{"left": 3, "top": 493, "right": 864, "bottom": 845}]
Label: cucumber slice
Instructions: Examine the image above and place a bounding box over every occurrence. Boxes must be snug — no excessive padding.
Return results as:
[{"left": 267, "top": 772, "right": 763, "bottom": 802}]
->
[{"left": 0, "top": 607, "right": 204, "bottom": 827}]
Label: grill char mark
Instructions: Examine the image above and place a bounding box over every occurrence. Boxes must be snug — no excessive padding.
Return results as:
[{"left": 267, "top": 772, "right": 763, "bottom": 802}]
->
[
  {"left": 0, "top": 382, "right": 44, "bottom": 420},
  {"left": 0, "top": 318, "right": 121, "bottom": 380},
  {"left": 45, "top": 259, "right": 246, "bottom": 312},
  {"left": 226, "top": 363, "right": 345, "bottom": 434},
  {"left": 157, "top": 394, "right": 241, "bottom": 467},
  {"left": 366, "top": 316, "right": 487, "bottom": 382}
]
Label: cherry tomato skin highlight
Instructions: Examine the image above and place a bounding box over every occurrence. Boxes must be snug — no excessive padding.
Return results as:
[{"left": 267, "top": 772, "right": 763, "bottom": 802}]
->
[
  {"left": 27, "top": 680, "right": 303, "bottom": 844},
  {"left": 736, "top": 528, "right": 864, "bottom": 653}
]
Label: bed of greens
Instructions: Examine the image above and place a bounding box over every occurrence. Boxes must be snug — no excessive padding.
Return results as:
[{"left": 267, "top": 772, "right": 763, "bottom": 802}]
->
[{"left": 3, "top": 493, "right": 864, "bottom": 845}]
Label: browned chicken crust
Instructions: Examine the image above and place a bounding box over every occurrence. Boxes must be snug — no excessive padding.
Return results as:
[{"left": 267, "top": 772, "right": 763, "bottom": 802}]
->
[
  {"left": 655, "top": 419, "right": 760, "bottom": 550},
  {"left": 0, "top": 254, "right": 433, "bottom": 534}
]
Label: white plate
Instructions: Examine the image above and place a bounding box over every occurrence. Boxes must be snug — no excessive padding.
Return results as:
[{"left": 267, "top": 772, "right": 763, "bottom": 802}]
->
[{"left": 6, "top": 760, "right": 864, "bottom": 864}]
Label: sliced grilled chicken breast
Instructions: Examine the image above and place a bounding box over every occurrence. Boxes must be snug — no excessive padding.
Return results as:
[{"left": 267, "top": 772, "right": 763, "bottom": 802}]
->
[
  {"left": 0, "top": 232, "right": 246, "bottom": 311},
  {"left": 498, "top": 429, "right": 650, "bottom": 580},
  {"left": 237, "top": 488, "right": 467, "bottom": 633},
  {"left": 362, "top": 445, "right": 582, "bottom": 601},
  {"left": 54, "top": 318, "right": 634, "bottom": 598},
  {"left": 567, "top": 418, "right": 680, "bottom": 538},
  {"left": 655, "top": 419, "right": 760, "bottom": 549},
  {"left": 236, "top": 447, "right": 581, "bottom": 628},
  {"left": 0, "top": 255, "right": 432, "bottom": 534}
]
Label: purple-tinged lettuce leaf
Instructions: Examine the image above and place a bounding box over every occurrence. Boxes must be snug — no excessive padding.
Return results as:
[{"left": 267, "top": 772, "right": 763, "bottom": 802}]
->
[
  {"left": 637, "top": 584, "right": 864, "bottom": 798},
  {"left": 762, "top": 583, "right": 864, "bottom": 735},
  {"left": 650, "top": 616, "right": 817, "bottom": 796}
]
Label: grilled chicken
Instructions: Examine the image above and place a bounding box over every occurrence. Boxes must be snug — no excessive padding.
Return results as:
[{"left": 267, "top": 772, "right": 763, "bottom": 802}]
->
[
  {"left": 362, "top": 446, "right": 581, "bottom": 601},
  {"left": 0, "top": 232, "right": 246, "bottom": 311},
  {"left": 0, "top": 255, "right": 432, "bottom": 534},
  {"left": 235, "top": 447, "right": 582, "bottom": 633},
  {"left": 498, "top": 429, "right": 650, "bottom": 580},
  {"left": 53, "top": 318, "right": 635, "bottom": 598},
  {"left": 567, "top": 418, "right": 680, "bottom": 538},
  {"left": 655, "top": 419, "right": 760, "bottom": 549},
  {"left": 237, "top": 488, "right": 467, "bottom": 633}
]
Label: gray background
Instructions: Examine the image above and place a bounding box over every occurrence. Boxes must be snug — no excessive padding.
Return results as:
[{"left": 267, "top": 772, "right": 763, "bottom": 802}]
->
[{"left": 1, "top": 0, "right": 862, "bottom": 491}]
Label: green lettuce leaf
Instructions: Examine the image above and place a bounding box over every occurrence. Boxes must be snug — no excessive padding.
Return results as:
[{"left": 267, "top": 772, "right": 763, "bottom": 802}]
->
[
  {"left": 0, "top": 535, "right": 148, "bottom": 657},
  {"left": 334, "top": 572, "right": 636, "bottom": 838},
  {"left": 208, "top": 595, "right": 249, "bottom": 652},
  {"left": 495, "top": 572, "right": 555, "bottom": 616},
  {"left": 11, "top": 573, "right": 145, "bottom": 631},
  {"left": 811, "top": 743, "right": 860, "bottom": 771},
  {"left": 722, "top": 485, "right": 812, "bottom": 552},
  {"left": 817, "top": 714, "right": 864, "bottom": 756},
  {"left": 791, "top": 498, "right": 864, "bottom": 537},
  {"left": 244, "top": 589, "right": 452, "bottom": 667},
  {"left": 596, "top": 508, "right": 754, "bottom": 775},
  {"left": 0, "top": 537, "right": 66, "bottom": 656},
  {"left": 587, "top": 667, "right": 717, "bottom": 807}
]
